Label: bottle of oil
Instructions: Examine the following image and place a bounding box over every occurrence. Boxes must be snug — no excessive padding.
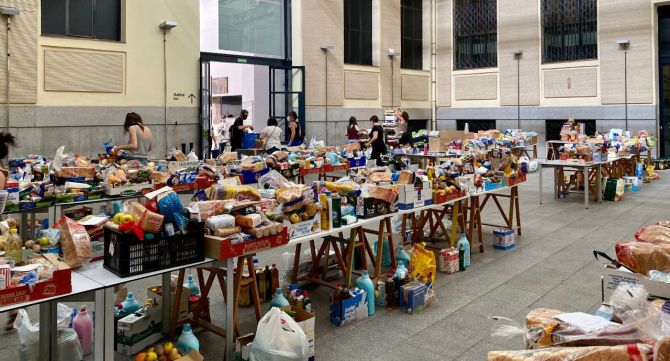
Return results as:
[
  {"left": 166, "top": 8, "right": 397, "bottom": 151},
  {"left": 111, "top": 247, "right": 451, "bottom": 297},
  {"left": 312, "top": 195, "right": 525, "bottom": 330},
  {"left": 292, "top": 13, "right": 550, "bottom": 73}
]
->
[
  {"left": 6, "top": 229, "right": 22, "bottom": 264},
  {"left": 319, "top": 193, "right": 330, "bottom": 231}
]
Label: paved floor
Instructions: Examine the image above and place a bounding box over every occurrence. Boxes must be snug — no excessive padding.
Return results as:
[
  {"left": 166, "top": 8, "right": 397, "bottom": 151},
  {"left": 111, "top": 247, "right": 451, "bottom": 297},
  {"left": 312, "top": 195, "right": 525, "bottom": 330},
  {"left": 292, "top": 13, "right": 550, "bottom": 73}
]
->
[{"left": 1, "top": 168, "right": 669, "bottom": 360}]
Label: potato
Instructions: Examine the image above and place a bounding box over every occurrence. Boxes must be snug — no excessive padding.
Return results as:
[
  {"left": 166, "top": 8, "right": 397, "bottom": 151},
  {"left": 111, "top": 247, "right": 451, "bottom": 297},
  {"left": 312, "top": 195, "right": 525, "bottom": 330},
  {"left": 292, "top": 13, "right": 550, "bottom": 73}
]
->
[{"left": 32, "top": 245, "right": 41, "bottom": 253}]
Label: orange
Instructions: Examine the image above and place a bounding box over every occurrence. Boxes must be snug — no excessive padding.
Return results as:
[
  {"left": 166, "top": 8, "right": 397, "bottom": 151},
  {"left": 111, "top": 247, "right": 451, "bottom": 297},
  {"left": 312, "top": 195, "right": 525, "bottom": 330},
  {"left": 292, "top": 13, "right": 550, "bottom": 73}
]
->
[{"left": 135, "top": 352, "right": 147, "bottom": 361}]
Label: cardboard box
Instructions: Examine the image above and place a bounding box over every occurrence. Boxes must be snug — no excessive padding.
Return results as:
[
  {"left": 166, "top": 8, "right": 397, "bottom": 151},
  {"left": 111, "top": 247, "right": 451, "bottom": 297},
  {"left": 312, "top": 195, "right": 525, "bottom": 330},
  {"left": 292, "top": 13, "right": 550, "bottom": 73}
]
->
[
  {"left": 601, "top": 265, "right": 670, "bottom": 301},
  {"left": 204, "top": 228, "right": 289, "bottom": 259},
  {"left": 0, "top": 254, "right": 71, "bottom": 306},
  {"left": 397, "top": 184, "right": 417, "bottom": 210},
  {"left": 283, "top": 214, "right": 321, "bottom": 239},
  {"left": 329, "top": 289, "right": 368, "bottom": 327},
  {"left": 116, "top": 305, "right": 163, "bottom": 355},
  {"left": 279, "top": 307, "right": 315, "bottom": 360},
  {"left": 493, "top": 228, "right": 516, "bottom": 250},
  {"left": 235, "top": 333, "right": 255, "bottom": 361},
  {"left": 356, "top": 197, "right": 394, "bottom": 219}
]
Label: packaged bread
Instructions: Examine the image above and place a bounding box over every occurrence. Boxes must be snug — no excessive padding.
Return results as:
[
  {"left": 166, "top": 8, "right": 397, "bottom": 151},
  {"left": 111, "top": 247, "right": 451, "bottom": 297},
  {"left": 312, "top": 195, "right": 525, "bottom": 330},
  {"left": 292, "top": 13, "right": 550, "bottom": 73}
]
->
[
  {"left": 235, "top": 214, "right": 261, "bottom": 228},
  {"left": 205, "top": 214, "right": 235, "bottom": 230},
  {"left": 487, "top": 343, "right": 653, "bottom": 361},
  {"left": 128, "top": 202, "right": 164, "bottom": 233},
  {"left": 213, "top": 226, "right": 241, "bottom": 238},
  {"left": 55, "top": 216, "right": 92, "bottom": 268},
  {"left": 635, "top": 225, "right": 670, "bottom": 244},
  {"left": 616, "top": 240, "right": 670, "bottom": 275},
  {"left": 173, "top": 150, "right": 187, "bottom": 162},
  {"left": 218, "top": 152, "right": 239, "bottom": 164}
]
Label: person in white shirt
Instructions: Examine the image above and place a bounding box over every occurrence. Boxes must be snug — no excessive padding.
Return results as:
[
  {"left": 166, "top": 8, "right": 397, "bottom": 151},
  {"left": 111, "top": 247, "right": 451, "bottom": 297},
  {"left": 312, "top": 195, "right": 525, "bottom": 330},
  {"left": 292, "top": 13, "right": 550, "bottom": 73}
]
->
[{"left": 260, "top": 117, "right": 283, "bottom": 154}]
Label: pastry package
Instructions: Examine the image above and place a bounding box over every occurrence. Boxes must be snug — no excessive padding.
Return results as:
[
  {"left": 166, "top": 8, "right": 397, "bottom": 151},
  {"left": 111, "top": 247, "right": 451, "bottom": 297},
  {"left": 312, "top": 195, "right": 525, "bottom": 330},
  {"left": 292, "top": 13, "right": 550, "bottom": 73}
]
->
[
  {"left": 55, "top": 216, "right": 92, "bottom": 268},
  {"left": 487, "top": 343, "right": 653, "bottom": 361},
  {"left": 128, "top": 202, "right": 164, "bottom": 233},
  {"left": 615, "top": 240, "right": 670, "bottom": 275}
]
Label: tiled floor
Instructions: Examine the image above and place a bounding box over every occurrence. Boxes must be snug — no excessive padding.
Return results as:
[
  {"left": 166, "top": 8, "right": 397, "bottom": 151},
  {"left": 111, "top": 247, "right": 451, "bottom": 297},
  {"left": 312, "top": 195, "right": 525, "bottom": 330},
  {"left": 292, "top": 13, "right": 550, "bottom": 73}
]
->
[{"left": 2, "top": 168, "right": 669, "bottom": 360}]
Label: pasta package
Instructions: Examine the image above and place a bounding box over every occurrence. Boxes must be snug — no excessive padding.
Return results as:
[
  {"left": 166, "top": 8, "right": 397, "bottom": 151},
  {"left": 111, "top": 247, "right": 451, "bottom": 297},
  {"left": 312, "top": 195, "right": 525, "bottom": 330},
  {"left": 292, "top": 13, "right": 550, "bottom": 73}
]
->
[{"left": 55, "top": 216, "right": 92, "bottom": 268}]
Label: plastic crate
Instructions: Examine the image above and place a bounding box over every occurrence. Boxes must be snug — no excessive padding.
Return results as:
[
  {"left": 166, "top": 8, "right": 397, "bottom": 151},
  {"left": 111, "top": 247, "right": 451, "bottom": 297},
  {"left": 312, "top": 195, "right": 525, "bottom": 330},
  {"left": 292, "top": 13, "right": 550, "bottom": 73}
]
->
[{"left": 104, "top": 221, "right": 205, "bottom": 277}]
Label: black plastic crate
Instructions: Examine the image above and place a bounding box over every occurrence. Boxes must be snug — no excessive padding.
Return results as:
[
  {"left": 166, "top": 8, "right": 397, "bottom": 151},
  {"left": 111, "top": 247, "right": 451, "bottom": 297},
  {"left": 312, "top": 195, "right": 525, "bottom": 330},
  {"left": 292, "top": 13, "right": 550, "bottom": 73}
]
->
[{"left": 104, "top": 221, "right": 205, "bottom": 277}]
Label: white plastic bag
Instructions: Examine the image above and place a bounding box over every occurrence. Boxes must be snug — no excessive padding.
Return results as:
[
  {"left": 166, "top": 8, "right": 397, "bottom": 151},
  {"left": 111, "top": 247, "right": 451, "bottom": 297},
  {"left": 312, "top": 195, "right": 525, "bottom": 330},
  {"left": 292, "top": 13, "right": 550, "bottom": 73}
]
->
[
  {"left": 250, "top": 307, "right": 309, "bottom": 361},
  {"left": 14, "top": 304, "right": 77, "bottom": 361}
]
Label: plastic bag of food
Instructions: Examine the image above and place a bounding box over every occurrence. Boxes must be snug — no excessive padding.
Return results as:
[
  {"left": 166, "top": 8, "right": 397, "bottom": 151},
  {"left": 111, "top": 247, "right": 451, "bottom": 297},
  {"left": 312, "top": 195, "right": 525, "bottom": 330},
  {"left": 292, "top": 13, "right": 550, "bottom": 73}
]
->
[
  {"left": 616, "top": 240, "right": 670, "bottom": 275},
  {"left": 55, "top": 216, "right": 92, "bottom": 268},
  {"left": 157, "top": 190, "right": 189, "bottom": 234},
  {"left": 409, "top": 242, "right": 436, "bottom": 285},
  {"left": 249, "top": 307, "right": 309, "bottom": 361},
  {"left": 635, "top": 224, "right": 670, "bottom": 244},
  {"left": 487, "top": 343, "right": 653, "bottom": 361}
]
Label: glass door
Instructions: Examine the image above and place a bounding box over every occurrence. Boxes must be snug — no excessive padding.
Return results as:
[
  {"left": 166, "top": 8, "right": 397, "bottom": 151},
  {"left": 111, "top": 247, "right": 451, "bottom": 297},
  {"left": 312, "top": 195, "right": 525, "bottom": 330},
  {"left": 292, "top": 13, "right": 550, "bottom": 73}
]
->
[
  {"left": 269, "top": 66, "right": 305, "bottom": 142},
  {"left": 200, "top": 60, "right": 212, "bottom": 158}
]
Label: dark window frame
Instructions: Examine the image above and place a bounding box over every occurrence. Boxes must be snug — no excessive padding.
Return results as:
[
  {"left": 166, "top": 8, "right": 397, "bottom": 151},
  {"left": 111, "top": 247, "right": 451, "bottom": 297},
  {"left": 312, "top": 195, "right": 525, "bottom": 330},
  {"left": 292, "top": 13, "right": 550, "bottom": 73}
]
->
[
  {"left": 401, "top": 0, "right": 423, "bottom": 70},
  {"left": 344, "top": 0, "right": 373, "bottom": 66},
  {"left": 545, "top": 119, "right": 596, "bottom": 141},
  {"left": 541, "top": 0, "right": 597, "bottom": 63},
  {"left": 456, "top": 119, "right": 496, "bottom": 132},
  {"left": 41, "top": 0, "right": 121, "bottom": 41},
  {"left": 453, "top": 0, "right": 497, "bottom": 70}
]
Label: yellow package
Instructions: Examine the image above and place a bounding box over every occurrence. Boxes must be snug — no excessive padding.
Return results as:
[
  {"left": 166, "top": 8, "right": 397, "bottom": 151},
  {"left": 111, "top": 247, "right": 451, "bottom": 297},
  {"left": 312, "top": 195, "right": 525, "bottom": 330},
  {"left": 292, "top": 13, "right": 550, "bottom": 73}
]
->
[{"left": 409, "top": 242, "right": 436, "bottom": 285}]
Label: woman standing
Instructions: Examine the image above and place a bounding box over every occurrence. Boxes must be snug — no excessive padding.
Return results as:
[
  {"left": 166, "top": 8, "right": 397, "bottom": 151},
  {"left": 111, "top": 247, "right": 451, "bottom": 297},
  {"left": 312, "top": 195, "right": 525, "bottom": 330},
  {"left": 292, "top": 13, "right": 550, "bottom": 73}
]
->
[
  {"left": 113, "top": 112, "right": 152, "bottom": 161},
  {"left": 260, "top": 117, "right": 283, "bottom": 154},
  {"left": 287, "top": 111, "right": 303, "bottom": 147},
  {"left": 367, "top": 115, "right": 387, "bottom": 166},
  {"left": 346, "top": 117, "right": 361, "bottom": 144}
]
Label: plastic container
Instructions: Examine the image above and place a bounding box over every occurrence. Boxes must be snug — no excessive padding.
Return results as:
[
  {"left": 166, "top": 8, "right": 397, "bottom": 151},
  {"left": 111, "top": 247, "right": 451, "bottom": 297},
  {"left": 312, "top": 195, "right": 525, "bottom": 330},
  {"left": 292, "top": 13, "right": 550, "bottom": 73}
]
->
[
  {"left": 456, "top": 233, "right": 471, "bottom": 269},
  {"left": 6, "top": 228, "right": 22, "bottom": 264},
  {"left": 104, "top": 221, "right": 204, "bottom": 277},
  {"left": 270, "top": 288, "right": 289, "bottom": 308},
  {"left": 184, "top": 274, "right": 200, "bottom": 296},
  {"left": 355, "top": 270, "right": 375, "bottom": 316},
  {"left": 176, "top": 323, "right": 200, "bottom": 354},
  {"left": 395, "top": 261, "right": 408, "bottom": 280},
  {"left": 120, "top": 292, "right": 142, "bottom": 314},
  {"left": 72, "top": 306, "right": 93, "bottom": 356},
  {"left": 395, "top": 245, "right": 411, "bottom": 270}
]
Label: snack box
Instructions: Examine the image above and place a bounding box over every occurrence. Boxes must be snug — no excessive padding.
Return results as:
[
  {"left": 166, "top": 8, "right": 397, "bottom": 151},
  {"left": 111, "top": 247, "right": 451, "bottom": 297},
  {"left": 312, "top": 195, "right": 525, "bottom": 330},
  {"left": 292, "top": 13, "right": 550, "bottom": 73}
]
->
[
  {"left": 204, "top": 228, "right": 288, "bottom": 259},
  {"left": 0, "top": 254, "right": 72, "bottom": 307},
  {"left": 284, "top": 214, "right": 321, "bottom": 239},
  {"left": 601, "top": 265, "right": 670, "bottom": 301}
]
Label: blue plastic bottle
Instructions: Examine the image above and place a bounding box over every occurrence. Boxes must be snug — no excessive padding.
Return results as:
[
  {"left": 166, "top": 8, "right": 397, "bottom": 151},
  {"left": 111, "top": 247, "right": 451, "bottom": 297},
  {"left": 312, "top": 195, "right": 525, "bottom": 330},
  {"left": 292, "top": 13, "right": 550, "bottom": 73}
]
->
[
  {"left": 270, "top": 288, "right": 290, "bottom": 308},
  {"left": 374, "top": 237, "right": 392, "bottom": 267},
  {"left": 395, "top": 261, "right": 408, "bottom": 279},
  {"left": 355, "top": 270, "right": 375, "bottom": 316},
  {"left": 120, "top": 292, "right": 141, "bottom": 314},
  {"left": 395, "top": 245, "right": 411, "bottom": 269},
  {"left": 184, "top": 274, "right": 200, "bottom": 296},
  {"left": 456, "top": 233, "right": 471, "bottom": 269},
  {"left": 176, "top": 323, "right": 200, "bottom": 354}
]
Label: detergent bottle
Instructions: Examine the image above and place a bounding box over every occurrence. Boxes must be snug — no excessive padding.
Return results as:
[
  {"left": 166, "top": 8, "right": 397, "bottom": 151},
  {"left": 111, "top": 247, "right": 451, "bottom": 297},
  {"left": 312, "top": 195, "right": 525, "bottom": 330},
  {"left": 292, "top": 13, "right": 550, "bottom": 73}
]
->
[
  {"left": 355, "top": 271, "right": 375, "bottom": 316},
  {"left": 120, "top": 292, "right": 142, "bottom": 314},
  {"left": 270, "top": 288, "right": 290, "bottom": 308},
  {"left": 72, "top": 306, "right": 93, "bottom": 356},
  {"left": 395, "top": 245, "right": 411, "bottom": 269},
  {"left": 183, "top": 274, "right": 200, "bottom": 296},
  {"left": 456, "top": 233, "right": 471, "bottom": 269},
  {"left": 176, "top": 323, "right": 200, "bottom": 354}
]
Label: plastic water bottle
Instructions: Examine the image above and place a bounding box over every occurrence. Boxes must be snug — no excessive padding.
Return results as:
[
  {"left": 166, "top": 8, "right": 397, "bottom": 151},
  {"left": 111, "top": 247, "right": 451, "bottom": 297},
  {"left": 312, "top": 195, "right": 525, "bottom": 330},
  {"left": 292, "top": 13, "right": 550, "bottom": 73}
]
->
[
  {"left": 184, "top": 274, "right": 200, "bottom": 296},
  {"left": 120, "top": 292, "right": 141, "bottom": 314},
  {"left": 176, "top": 323, "right": 200, "bottom": 354},
  {"left": 456, "top": 233, "right": 471, "bottom": 269},
  {"left": 395, "top": 261, "right": 408, "bottom": 280},
  {"left": 270, "top": 288, "right": 290, "bottom": 308},
  {"left": 72, "top": 306, "right": 93, "bottom": 355},
  {"left": 355, "top": 271, "right": 375, "bottom": 316}
]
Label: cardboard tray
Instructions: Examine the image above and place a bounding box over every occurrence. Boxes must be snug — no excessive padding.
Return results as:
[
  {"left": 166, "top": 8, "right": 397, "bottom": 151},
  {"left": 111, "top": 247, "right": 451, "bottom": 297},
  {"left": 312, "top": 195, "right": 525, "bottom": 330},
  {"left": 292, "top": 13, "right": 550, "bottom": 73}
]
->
[
  {"left": 0, "top": 254, "right": 72, "bottom": 306},
  {"left": 204, "top": 228, "right": 288, "bottom": 259}
]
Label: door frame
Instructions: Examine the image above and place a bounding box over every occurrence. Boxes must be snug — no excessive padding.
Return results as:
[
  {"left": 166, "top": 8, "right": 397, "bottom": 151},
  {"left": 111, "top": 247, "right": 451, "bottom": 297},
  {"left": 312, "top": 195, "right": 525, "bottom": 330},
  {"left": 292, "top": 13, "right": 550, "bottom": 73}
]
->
[
  {"left": 198, "top": 53, "right": 292, "bottom": 157},
  {"left": 269, "top": 65, "right": 306, "bottom": 142}
]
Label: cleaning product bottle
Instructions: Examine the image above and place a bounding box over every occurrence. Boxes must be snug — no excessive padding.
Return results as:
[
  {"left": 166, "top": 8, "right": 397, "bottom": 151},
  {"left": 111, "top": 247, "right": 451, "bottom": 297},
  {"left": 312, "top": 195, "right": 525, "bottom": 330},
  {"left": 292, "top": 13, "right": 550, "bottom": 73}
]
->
[
  {"left": 6, "top": 228, "right": 22, "bottom": 264},
  {"left": 120, "top": 292, "right": 142, "bottom": 314},
  {"left": 374, "top": 237, "right": 392, "bottom": 267},
  {"left": 355, "top": 270, "right": 375, "bottom": 316},
  {"left": 331, "top": 197, "right": 342, "bottom": 228},
  {"left": 456, "top": 233, "right": 471, "bottom": 269},
  {"left": 458, "top": 244, "right": 465, "bottom": 272},
  {"left": 395, "top": 245, "right": 411, "bottom": 270},
  {"left": 72, "top": 306, "right": 93, "bottom": 356},
  {"left": 270, "top": 288, "right": 290, "bottom": 308},
  {"left": 271, "top": 264, "right": 280, "bottom": 291},
  {"left": 394, "top": 261, "right": 408, "bottom": 280},
  {"left": 176, "top": 323, "right": 200, "bottom": 354},
  {"left": 183, "top": 274, "right": 200, "bottom": 296}
]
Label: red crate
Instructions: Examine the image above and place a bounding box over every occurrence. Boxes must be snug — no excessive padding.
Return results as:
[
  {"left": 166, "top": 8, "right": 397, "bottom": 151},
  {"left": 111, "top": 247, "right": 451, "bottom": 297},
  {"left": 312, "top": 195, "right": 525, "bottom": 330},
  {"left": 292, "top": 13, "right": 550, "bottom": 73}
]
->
[
  {"left": 0, "top": 255, "right": 71, "bottom": 307},
  {"left": 204, "top": 228, "right": 288, "bottom": 259}
]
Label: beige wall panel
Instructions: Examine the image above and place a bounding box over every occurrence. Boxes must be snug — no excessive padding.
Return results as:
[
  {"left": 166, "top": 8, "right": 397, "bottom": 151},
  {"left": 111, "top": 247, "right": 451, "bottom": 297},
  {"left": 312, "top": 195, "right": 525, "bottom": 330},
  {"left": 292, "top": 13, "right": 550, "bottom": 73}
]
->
[
  {"left": 454, "top": 74, "right": 497, "bottom": 100},
  {"left": 600, "top": 0, "right": 653, "bottom": 104},
  {"left": 401, "top": 74, "right": 430, "bottom": 101},
  {"left": 543, "top": 67, "right": 598, "bottom": 98},
  {"left": 344, "top": 71, "right": 379, "bottom": 100},
  {"left": 0, "top": 0, "right": 38, "bottom": 104},
  {"left": 44, "top": 49, "right": 124, "bottom": 93},
  {"left": 380, "top": 0, "right": 401, "bottom": 107},
  {"left": 499, "top": 0, "right": 540, "bottom": 106},
  {"left": 300, "top": 0, "right": 344, "bottom": 107},
  {"left": 436, "top": 0, "right": 452, "bottom": 107}
]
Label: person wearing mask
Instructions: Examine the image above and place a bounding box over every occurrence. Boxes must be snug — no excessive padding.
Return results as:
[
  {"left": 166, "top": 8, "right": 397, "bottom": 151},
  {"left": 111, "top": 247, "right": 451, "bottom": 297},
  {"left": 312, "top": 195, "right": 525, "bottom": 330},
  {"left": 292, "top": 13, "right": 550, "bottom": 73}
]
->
[
  {"left": 367, "top": 115, "right": 387, "bottom": 166},
  {"left": 287, "top": 111, "right": 303, "bottom": 147},
  {"left": 260, "top": 117, "right": 283, "bottom": 154},
  {"left": 346, "top": 117, "right": 361, "bottom": 144},
  {"left": 229, "top": 109, "right": 254, "bottom": 151},
  {"left": 113, "top": 112, "right": 152, "bottom": 162}
]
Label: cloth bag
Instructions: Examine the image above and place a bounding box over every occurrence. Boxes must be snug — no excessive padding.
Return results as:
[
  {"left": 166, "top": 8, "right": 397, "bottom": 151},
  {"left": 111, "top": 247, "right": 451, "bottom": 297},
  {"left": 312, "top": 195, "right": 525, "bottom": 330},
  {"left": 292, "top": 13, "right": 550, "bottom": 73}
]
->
[{"left": 250, "top": 307, "right": 309, "bottom": 361}]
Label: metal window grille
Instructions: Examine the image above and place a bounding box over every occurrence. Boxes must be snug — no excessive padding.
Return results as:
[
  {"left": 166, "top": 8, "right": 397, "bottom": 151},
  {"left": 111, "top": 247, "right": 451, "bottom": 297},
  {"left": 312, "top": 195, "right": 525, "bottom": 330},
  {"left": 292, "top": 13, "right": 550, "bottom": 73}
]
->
[
  {"left": 344, "top": 0, "right": 373, "bottom": 65},
  {"left": 454, "top": 0, "right": 497, "bottom": 70},
  {"left": 542, "top": 0, "right": 597, "bottom": 63},
  {"left": 401, "top": 0, "right": 423, "bottom": 70}
]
